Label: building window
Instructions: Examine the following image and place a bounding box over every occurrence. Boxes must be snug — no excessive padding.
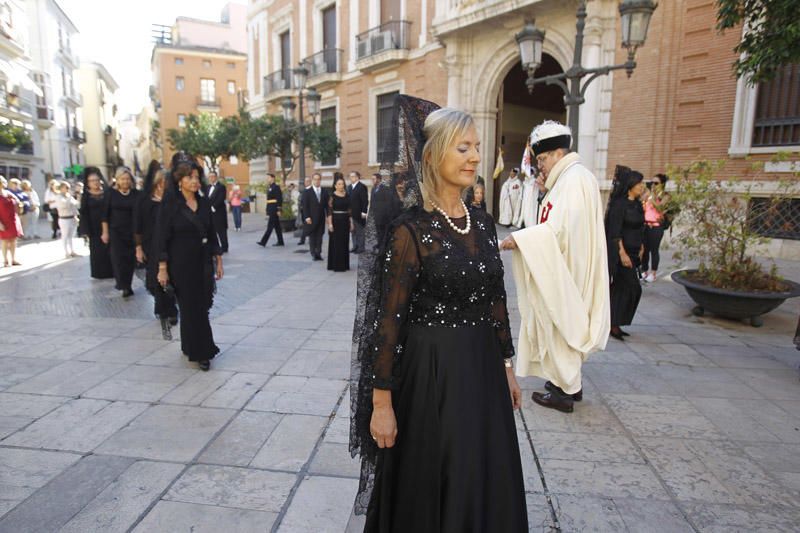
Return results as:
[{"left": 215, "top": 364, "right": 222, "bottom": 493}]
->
[
  {"left": 749, "top": 197, "right": 800, "bottom": 240},
  {"left": 227, "top": 80, "right": 235, "bottom": 94},
  {"left": 178, "top": 114, "right": 186, "bottom": 128},
  {"left": 175, "top": 57, "right": 184, "bottom": 65},
  {"left": 176, "top": 76, "right": 184, "bottom": 91},
  {"left": 202, "top": 59, "right": 212, "bottom": 68},
  {"left": 319, "top": 106, "right": 337, "bottom": 166},
  {"left": 226, "top": 62, "right": 235, "bottom": 69},
  {"left": 200, "top": 78, "right": 216, "bottom": 102},
  {"left": 752, "top": 63, "right": 800, "bottom": 147},
  {"left": 376, "top": 91, "right": 399, "bottom": 163}
]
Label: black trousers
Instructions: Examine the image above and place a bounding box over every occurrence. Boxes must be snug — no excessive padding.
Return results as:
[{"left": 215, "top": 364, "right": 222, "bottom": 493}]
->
[
  {"left": 308, "top": 224, "right": 324, "bottom": 258},
  {"left": 259, "top": 213, "right": 283, "bottom": 245},
  {"left": 216, "top": 226, "right": 229, "bottom": 253},
  {"left": 642, "top": 226, "right": 664, "bottom": 271}
]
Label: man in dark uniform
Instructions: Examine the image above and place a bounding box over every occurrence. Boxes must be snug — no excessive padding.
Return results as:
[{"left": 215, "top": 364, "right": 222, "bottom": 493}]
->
[
  {"left": 297, "top": 175, "right": 312, "bottom": 246},
  {"left": 257, "top": 173, "right": 284, "bottom": 247},
  {"left": 206, "top": 171, "right": 229, "bottom": 253},
  {"left": 348, "top": 170, "right": 369, "bottom": 253},
  {"left": 301, "top": 172, "right": 328, "bottom": 260}
]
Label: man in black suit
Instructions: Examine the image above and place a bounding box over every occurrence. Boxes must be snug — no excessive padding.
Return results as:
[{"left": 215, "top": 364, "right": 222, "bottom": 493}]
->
[
  {"left": 301, "top": 172, "right": 328, "bottom": 260},
  {"left": 206, "top": 171, "right": 229, "bottom": 253},
  {"left": 348, "top": 170, "right": 369, "bottom": 253},
  {"left": 297, "top": 175, "right": 312, "bottom": 246},
  {"left": 257, "top": 173, "right": 284, "bottom": 247}
]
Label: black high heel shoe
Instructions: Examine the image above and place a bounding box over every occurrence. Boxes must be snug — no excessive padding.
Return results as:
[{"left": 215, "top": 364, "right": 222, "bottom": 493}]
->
[
  {"left": 610, "top": 327, "right": 625, "bottom": 341},
  {"left": 199, "top": 360, "right": 210, "bottom": 371}
]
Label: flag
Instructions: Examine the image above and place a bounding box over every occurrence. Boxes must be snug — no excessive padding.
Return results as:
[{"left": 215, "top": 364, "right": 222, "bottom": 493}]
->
[
  {"left": 493, "top": 147, "right": 504, "bottom": 180},
  {"left": 520, "top": 143, "right": 532, "bottom": 178}
]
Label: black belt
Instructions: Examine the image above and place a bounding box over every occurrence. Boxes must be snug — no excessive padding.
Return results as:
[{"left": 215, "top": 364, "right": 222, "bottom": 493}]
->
[{"left": 59, "top": 215, "right": 75, "bottom": 219}]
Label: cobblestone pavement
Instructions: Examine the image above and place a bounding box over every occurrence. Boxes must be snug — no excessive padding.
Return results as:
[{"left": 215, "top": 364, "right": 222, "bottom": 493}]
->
[{"left": 1, "top": 213, "right": 799, "bottom": 532}]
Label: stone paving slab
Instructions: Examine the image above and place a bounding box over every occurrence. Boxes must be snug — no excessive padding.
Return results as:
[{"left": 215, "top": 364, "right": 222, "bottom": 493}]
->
[{"left": 2, "top": 220, "right": 800, "bottom": 531}]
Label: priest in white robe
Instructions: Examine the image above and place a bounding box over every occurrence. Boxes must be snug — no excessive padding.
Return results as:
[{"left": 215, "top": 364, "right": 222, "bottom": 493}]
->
[
  {"left": 500, "top": 121, "right": 609, "bottom": 413},
  {"left": 498, "top": 168, "right": 523, "bottom": 226}
]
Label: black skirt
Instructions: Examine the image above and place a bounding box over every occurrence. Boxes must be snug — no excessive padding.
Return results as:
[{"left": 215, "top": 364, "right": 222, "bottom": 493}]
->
[
  {"left": 88, "top": 234, "right": 113, "bottom": 279},
  {"left": 365, "top": 324, "right": 528, "bottom": 533},
  {"left": 327, "top": 213, "right": 350, "bottom": 272},
  {"left": 610, "top": 248, "right": 642, "bottom": 327}
]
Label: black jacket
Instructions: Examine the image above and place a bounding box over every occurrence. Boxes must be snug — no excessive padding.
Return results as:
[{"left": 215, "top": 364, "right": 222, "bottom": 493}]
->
[
  {"left": 301, "top": 186, "right": 329, "bottom": 234},
  {"left": 266, "top": 183, "right": 283, "bottom": 216},
  {"left": 349, "top": 181, "right": 369, "bottom": 226},
  {"left": 206, "top": 181, "right": 228, "bottom": 229}
]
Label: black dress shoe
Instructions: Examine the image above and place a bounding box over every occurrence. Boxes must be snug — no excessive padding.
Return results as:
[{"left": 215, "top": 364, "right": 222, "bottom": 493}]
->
[
  {"left": 610, "top": 328, "right": 625, "bottom": 341},
  {"left": 532, "top": 390, "right": 574, "bottom": 413},
  {"left": 544, "top": 381, "right": 583, "bottom": 401},
  {"left": 168, "top": 316, "right": 178, "bottom": 326},
  {"left": 273, "top": 243, "right": 284, "bottom": 247},
  {"left": 256, "top": 241, "right": 265, "bottom": 247},
  {"left": 122, "top": 288, "right": 134, "bottom": 298},
  {"left": 619, "top": 329, "right": 631, "bottom": 337},
  {"left": 199, "top": 360, "right": 210, "bottom": 371}
]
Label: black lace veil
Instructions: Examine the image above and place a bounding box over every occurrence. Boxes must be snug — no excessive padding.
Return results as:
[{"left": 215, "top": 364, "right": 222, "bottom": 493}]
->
[{"left": 349, "top": 95, "right": 441, "bottom": 514}]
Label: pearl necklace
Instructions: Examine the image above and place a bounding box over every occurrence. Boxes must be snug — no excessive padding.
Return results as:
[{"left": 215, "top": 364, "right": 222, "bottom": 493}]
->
[{"left": 431, "top": 199, "right": 471, "bottom": 235}]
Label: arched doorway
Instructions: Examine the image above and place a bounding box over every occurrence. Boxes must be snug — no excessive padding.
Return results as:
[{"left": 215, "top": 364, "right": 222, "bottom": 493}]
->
[{"left": 492, "top": 54, "right": 566, "bottom": 218}]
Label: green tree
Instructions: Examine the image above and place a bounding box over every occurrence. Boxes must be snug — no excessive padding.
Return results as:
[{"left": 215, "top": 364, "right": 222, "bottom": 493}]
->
[
  {"left": 236, "top": 112, "right": 341, "bottom": 185},
  {"left": 717, "top": 0, "right": 800, "bottom": 83},
  {"left": 166, "top": 112, "right": 241, "bottom": 173}
]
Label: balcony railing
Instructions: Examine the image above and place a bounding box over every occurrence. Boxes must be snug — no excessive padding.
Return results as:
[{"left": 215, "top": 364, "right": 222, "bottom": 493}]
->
[
  {"left": 70, "top": 127, "right": 86, "bottom": 143},
  {"left": 196, "top": 96, "right": 221, "bottom": 108},
  {"left": 36, "top": 105, "right": 54, "bottom": 121},
  {"left": 58, "top": 45, "right": 79, "bottom": 67},
  {"left": 263, "top": 69, "right": 293, "bottom": 97},
  {"left": 305, "top": 48, "right": 344, "bottom": 77},
  {"left": 355, "top": 21, "right": 411, "bottom": 61}
]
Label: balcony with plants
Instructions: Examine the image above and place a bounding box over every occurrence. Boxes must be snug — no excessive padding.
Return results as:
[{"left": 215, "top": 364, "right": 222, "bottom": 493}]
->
[{"left": 0, "top": 123, "right": 33, "bottom": 155}]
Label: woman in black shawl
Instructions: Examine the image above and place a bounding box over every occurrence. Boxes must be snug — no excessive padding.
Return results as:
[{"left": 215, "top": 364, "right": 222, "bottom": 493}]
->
[
  {"left": 156, "top": 162, "right": 222, "bottom": 371},
  {"left": 78, "top": 167, "right": 113, "bottom": 279},
  {"left": 134, "top": 164, "right": 178, "bottom": 338},
  {"left": 102, "top": 167, "right": 140, "bottom": 296},
  {"left": 605, "top": 165, "right": 646, "bottom": 340}
]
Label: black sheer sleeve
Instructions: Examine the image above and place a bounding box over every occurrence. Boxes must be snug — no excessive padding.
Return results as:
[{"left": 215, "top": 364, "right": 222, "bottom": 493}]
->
[
  {"left": 371, "top": 222, "right": 421, "bottom": 389},
  {"left": 605, "top": 200, "right": 624, "bottom": 244},
  {"left": 133, "top": 197, "right": 145, "bottom": 246},
  {"left": 101, "top": 190, "right": 112, "bottom": 224},
  {"left": 156, "top": 198, "right": 174, "bottom": 262},
  {"left": 486, "top": 216, "right": 515, "bottom": 359}
]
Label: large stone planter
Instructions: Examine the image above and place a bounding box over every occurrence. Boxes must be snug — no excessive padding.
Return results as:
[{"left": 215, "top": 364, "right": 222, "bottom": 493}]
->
[
  {"left": 671, "top": 269, "right": 800, "bottom": 327},
  {"left": 280, "top": 218, "right": 296, "bottom": 232}
]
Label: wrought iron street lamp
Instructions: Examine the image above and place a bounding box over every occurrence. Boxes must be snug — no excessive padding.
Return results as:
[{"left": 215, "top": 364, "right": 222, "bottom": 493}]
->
[
  {"left": 282, "top": 63, "right": 322, "bottom": 190},
  {"left": 516, "top": 0, "right": 657, "bottom": 151}
]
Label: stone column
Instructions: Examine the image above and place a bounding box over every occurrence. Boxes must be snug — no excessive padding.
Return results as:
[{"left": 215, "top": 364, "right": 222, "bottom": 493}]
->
[{"left": 578, "top": 12, "right": 603, "bottom": 175}]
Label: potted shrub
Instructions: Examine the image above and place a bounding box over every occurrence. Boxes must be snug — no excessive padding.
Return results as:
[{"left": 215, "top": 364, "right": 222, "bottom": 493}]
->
[
  {"left": 279, "top": 195, "right": 296, "bottom": 232},
  {"left": 667, "top": 159, "right": 800, "bottom": 326}
]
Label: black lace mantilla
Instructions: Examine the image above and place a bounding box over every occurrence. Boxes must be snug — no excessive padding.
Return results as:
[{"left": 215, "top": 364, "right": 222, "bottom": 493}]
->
[{"left": 349, "top": 95, "right": 514, "bottom": 515}]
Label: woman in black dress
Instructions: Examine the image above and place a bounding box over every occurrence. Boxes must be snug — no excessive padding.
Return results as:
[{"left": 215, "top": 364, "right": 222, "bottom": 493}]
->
[
  {"left": 78, "top": 167, "right": 113, "bottom": 279},
  {"left": 605, "top": 165, "right": 646, "bottom": 340},
  {"left": 351, "top": 100, "right": 527, "bottom": 532},
  {"left": 102, "top": 167, "right": 139, "bottom": 297},
  {"left": 327, "top": 174, "right": 352, "bottom": 272},
  {"left": 156, "top": 163, "right": 223, "bottom": 371},
  {"left": 135, "top": 168, "right": 178, "bottom": 337}
]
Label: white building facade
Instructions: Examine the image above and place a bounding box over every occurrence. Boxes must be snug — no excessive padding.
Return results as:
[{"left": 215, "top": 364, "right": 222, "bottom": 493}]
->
[{"left": 78, "top": 61, "right": 119, "bottom": 178}]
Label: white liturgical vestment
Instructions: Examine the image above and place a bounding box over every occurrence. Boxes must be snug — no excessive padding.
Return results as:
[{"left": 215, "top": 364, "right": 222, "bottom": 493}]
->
[
  {"left": 511, "top": 152, "right": 610, "bottom": 394},
  {"left": 498, "top": 176, "right": 522, "bottom": 226}
]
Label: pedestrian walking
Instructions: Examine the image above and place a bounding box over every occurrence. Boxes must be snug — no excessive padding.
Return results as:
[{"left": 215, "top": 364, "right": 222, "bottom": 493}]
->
[
  {"left": 371, "top": 173, "right": 406, "bottom": 250},
  {"left": 257, "top": 173, "right": 284, "bottom": 247},
  {"left": 55, "top": 181, "right": 79, "bottom": 259},
  {"left": 44, "top": 179, "right": 60, "bottom": 239},
  {"left": 348, "top": 171, "right": 368, "bottom": 253},
  {"left": 606, "top": 165, "right": 645, "bottom": 341},
  {"left": 8, "top": 179, "right": 30, "bottom": 241},
  {"left": 156, "top": 163, "right": 223, "bottom": 371},
  {"left": 0, "top": 176, "right": 23, "bottom": 266},
  {"left": 501, "top": 120, "right": 609, "bottom": 413},
  {"left": 78, "top": 167, "right": 113, "bottom": 279},
  {"left": 301, "top": 173, "right": 328, "bottom": 261},
  {"left": 229, "top": 185, "right": 243, "bottom": 231},
  {"left": 20, "top": 180, "right": 40, "bottom": 239},
  {"left": 102, "top": 167, "right": 139, "bottom": 298},
  {"left": 370, "top": 172, "right": 382, "bottom": 204},
  {"left": 297, "top": 176, "right": 311, "bottom": 245},
  {"left": 351, "top": 99, "right": 527, "bottom": 532},
  {"left": 641, "top": 173, "right": 670, "bottom": 283},
  {"left": 135, "top": 168, "right": 177, "bottom": 338},
  {"left": 206, "top": 171, "right": 229, "bottom": 253},
  {"left": 327, "top": 174, "right": 352, "bottom": 272}
]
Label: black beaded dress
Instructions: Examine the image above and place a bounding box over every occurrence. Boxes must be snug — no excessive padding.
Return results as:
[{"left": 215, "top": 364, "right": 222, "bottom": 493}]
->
[
  {"left": 606, "top": 197, "right": 644, "bottom": 327},
  {"left": 103, "top": 188, "right": 139, "bottom": 291},
  {"left": 363, "top": 206, "right": 527, "bottom": 532}
]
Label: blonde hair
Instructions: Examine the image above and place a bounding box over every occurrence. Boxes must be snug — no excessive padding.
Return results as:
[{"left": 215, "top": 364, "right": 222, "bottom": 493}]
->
[
  {"left": 420, "top": 108, "right": 476, "bottom": 211},
  {"left": 114, "top": 166, "right": 133, "bottom": 182},
  {"left": 152, "top": 169, "right": 166, "bottom": 194}
]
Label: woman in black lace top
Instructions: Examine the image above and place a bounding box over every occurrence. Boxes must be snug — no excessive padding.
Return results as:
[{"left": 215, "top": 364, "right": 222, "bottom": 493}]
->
[{"left": 358, "top": 107, "right": 527, "bottom": 532}]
